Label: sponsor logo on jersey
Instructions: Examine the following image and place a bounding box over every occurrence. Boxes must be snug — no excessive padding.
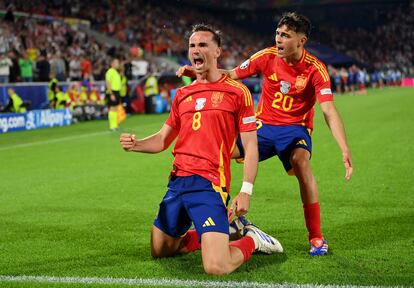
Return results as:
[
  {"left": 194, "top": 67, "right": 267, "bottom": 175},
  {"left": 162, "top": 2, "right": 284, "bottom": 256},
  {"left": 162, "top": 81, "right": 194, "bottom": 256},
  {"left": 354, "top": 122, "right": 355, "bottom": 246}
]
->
[
  {"left": 239, "top": 59, "right": 250, "bottom": 70},
  {"left": 211, "top": 92, "right": 224, "bottom": 107},
  {"left": 295, "top": 75, "right": 307, "bottom": 91},
  {"left": 320, "top": 88, "right": 332, "bottom": 95},
  {"left": 280, "top": 81, "right": 291, "bottom": 94},
  {"left": 242, "top": 115, "right": 256, "bottom": 124},
  {"left": 195, "top": 98, "right": 206, "bottom": 111}
]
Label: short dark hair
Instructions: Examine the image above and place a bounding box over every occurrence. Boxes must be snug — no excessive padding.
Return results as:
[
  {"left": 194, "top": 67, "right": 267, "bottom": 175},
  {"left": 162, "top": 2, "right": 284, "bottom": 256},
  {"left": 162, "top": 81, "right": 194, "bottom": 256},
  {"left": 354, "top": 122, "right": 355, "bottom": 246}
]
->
[
  {"left": 191, "top": 24, "right": 222, "bottom": 47},
  {"left": 277, "top": 12, "right": 311, "bottom": 37}
]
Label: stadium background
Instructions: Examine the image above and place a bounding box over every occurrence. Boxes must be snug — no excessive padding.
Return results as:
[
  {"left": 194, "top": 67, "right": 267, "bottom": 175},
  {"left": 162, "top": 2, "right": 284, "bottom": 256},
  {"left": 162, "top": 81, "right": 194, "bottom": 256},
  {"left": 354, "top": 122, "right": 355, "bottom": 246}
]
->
[
  {"left": 0, "top": 0, "right": 413, "bottom": 115},
  {"left": 0, "top": 0, "right": 413, "bottom": 287}
]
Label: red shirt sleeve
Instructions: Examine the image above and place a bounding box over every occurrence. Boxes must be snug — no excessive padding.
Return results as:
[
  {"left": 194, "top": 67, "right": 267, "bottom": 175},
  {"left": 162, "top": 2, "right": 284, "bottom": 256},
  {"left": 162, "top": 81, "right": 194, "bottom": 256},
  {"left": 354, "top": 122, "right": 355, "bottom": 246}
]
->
[
  {"left": 235, "top": 48, "right": 270, "bottom": 79},
  {"left": 312, "top": 64, "right": 334, "bottom": 103},
  {"left": 236, "top": 86, "right": 256, "bottom": 132},
  {"left": 165, "top": 89, "right": 181, "bottom": 130}
]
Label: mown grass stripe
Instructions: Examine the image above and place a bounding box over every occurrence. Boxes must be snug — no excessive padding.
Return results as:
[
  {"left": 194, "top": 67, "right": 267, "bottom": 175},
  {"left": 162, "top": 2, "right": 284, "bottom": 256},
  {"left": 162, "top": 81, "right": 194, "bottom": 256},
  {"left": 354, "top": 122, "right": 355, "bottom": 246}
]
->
[
  {"left": 0, "top": 131, "right": 110, "bottom": 151},
  {"left": 0, "top": 275, "right": 400, "bottom": 288}
]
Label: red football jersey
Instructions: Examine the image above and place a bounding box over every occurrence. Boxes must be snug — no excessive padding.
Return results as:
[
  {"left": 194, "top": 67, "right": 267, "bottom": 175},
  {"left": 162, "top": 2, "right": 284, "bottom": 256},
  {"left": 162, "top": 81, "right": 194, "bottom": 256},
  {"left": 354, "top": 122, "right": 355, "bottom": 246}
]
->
[
  {"left": 235, "top": 47, "right": 333, "bottom": 130},
  {"left": 166, "top": 74, "right": 256, "bottom": 193}
]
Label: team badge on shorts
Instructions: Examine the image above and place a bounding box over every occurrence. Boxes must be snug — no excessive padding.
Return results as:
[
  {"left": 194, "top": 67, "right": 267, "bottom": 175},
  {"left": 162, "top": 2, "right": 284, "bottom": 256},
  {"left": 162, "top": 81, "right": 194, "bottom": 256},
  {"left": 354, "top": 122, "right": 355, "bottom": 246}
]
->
[
  {"left": 280, "top": 81, "right": 291, "bottom": 94},
  {"left": 295, "top": 75, "right": 307, "bottom": 92},
  {"left": 195, "top": 98, "right": 207, "bottom": 111},
  {"left": 211, "top": 92, "right": 224, "bottom": 107}
]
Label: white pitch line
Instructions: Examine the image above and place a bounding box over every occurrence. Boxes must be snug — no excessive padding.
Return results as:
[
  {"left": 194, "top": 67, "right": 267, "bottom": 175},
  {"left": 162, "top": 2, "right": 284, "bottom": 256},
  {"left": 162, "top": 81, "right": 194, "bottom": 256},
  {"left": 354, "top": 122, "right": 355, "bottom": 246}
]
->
[
  {"left": 0, "top": 275, "right": 399, "bottom": 288},
  {"left": 0, "top": 131, "right": 111, "bottom": 151}
]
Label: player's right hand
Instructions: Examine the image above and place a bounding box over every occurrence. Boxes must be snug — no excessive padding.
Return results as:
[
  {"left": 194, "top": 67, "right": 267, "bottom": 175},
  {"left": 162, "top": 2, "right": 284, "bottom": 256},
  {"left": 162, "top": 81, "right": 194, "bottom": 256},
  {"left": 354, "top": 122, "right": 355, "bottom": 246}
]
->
[
  {"left": 120, "top": 133, "right": 136, "bottom": 152},
  {"left": 175, "top": 65, "right": 196, "bottom": 78},
  {"left": 343, "top": 150, "right": 353, "bottom": 181}
]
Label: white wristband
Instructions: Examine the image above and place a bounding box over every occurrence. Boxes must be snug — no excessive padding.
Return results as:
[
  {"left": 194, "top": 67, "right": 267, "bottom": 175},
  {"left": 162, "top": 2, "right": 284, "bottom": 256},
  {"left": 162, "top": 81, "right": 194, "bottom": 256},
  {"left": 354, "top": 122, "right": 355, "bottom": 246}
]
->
[{"left": 240, "top": 181, "right": 253, "bottom": 196}]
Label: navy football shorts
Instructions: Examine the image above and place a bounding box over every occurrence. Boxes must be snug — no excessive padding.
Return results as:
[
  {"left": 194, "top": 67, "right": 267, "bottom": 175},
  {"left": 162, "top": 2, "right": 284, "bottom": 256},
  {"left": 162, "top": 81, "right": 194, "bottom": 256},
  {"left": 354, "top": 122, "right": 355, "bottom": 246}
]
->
[
  {"left": 237, "top": 121, "right": 312, "bottom": 173},
  {"left": 153, "top": 175, "right": 230, "bottom": 239}
]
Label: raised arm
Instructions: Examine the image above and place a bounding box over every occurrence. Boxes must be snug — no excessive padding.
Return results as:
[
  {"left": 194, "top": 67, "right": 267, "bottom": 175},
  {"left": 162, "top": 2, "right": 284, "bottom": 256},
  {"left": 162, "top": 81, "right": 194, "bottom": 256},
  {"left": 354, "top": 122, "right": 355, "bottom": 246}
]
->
[
  {"left": 320, "top": 101, "right": 353, "bottom": 181},
  {"left": 219, "top": 68, "right": 239, "bottom": 80},
  {"left": 120, "top": 124, "right": 178, "bottom": 154},
  {"left": 176, "top": 65, "right": 240, "bottom": 80}
]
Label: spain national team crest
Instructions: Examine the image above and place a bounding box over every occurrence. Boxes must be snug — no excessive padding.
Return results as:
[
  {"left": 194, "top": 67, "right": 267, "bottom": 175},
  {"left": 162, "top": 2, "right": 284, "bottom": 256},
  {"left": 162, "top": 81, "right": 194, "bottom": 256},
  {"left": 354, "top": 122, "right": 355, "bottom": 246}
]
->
[
  {"left": 195, "top": 98, "right": 207, "bottom": 111},
  {"left": 211, "top": 92, "right": 224, "bottom": 107},
  {"left": 295, "top": 75, "right": 307, "bottom": 92},
  {"left": 280, "top": 81, "right": 291, "bottom": 94}
]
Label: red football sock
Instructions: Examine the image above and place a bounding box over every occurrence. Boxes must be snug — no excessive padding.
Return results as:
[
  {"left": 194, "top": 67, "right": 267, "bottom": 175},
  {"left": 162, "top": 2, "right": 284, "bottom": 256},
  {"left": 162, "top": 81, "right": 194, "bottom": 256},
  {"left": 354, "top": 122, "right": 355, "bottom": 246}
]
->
[
  {"left": 182, "top": 230, "right": 201, "bottom": 253},
  {"left": 229, "top": 236, "right": 255, "bottom": 262},
  {"left": 303, "top": 202, "right": 323, "bottom": 241}
]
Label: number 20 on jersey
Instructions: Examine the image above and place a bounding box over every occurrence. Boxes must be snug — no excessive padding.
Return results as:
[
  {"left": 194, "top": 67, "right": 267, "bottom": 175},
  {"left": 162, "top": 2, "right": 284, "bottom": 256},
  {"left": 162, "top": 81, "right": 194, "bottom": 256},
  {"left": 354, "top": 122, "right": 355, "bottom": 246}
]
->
[{"left": 272, "top": 92, "right": 293, "bottom": 111}]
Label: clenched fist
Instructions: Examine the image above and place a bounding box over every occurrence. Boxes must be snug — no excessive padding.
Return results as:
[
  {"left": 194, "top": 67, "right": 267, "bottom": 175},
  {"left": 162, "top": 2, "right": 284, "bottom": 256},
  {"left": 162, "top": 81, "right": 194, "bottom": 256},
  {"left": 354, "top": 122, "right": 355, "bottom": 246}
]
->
[{"left": 120, "top": 133, "right": 136, "bottom": 151}]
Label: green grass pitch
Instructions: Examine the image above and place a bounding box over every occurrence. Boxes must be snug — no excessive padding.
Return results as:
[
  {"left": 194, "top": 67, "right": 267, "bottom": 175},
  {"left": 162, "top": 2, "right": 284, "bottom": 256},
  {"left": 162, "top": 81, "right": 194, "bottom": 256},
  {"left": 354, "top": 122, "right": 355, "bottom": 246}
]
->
[{"left": 0, "top": 87, "right": 413, "bottom": 287}]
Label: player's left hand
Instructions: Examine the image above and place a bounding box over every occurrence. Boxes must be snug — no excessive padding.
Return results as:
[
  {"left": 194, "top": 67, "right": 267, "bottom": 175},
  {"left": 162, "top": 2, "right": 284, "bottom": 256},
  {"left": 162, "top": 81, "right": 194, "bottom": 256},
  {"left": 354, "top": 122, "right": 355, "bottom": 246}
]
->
[
  {"left": 343, "top": 151, "right": 353, "bottom": 181},
  {"left": 228, "top": 192, "right": 250, "bottom": 219}
]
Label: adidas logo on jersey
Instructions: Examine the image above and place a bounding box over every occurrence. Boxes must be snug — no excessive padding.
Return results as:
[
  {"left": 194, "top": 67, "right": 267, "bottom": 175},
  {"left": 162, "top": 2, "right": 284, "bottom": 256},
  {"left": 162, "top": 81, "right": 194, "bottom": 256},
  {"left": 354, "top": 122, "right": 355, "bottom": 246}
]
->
[
  {"left": 268, "top": 73, "right": 278, "bottom": 81},
  {"left": 202, "top": 217, "right": 216, "bottom": 227},
  {"left": 184, "top": 96, "right": 193, "bottom": 103}
]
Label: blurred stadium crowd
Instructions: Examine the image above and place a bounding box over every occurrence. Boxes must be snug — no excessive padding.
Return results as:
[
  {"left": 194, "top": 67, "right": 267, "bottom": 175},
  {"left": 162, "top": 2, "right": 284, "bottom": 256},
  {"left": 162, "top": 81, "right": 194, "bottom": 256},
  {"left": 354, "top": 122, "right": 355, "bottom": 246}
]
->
[{"left": 0, "top": 0, "right": 412, "bottom": 112}]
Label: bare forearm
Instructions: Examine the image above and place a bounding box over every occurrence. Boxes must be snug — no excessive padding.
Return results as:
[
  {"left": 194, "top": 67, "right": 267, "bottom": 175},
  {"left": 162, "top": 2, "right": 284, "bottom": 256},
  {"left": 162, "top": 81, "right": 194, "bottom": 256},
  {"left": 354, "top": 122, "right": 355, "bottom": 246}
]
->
[
  {"left": 120, "top": 124, "right": 177, "bottom": 154},
  {"left": 321, "top": 101, "right": 353, "bottom": 180},
  {"left": 241, "top": 133, "right": 258, "bottom": 184},
  {"left": 229, "top": 133, "right": 257, "bottom": 216},
  {"left": 131, "top": 133, "right": 168, "bottom": 153},
  {"left": 243, "top": 149, "right": 258, "bottom": 184},
  {"left": 324, "top": 110, "right": 350, "bottom": 153}
]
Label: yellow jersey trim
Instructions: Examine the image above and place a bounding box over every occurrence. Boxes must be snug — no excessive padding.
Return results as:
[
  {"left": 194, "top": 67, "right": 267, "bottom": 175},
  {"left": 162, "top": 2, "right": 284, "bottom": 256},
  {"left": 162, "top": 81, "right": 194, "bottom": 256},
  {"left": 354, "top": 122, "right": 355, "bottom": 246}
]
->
[
  {"left": 225, "top": 78, "right": 253, "bottom": 106},
  {"left": 305, "top": 55, "right": 329, "bottom": 82},
  {"left": 250, "top": 48, "right": 278, "bottom": 62}
]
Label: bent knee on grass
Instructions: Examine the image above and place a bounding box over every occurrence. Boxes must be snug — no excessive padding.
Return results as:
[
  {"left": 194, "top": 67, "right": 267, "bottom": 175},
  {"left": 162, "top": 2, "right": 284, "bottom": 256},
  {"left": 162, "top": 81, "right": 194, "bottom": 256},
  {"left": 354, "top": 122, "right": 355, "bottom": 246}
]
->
[
  {"left": 201, "top": 232, "right": 243, "bottom": 275},
  {"left": 203, "top": 261, "right": 232, "bottom": 275},
  {"left": 151, "top": 226, "right": 182, "bottom": 258}
]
